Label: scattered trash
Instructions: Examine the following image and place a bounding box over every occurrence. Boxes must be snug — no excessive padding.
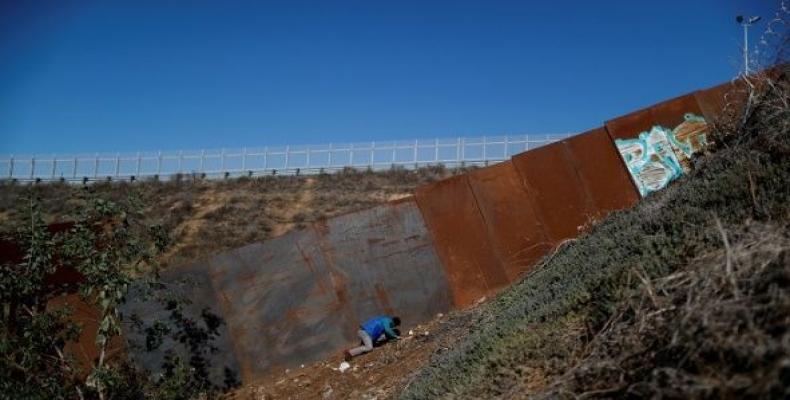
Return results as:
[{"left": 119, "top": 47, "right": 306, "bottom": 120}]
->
[
  {"left": 300, "top": 364, "right": 305, "bottom": 368},
  {"left": 338, "top": 361, "right": 351, "bottom": 373},
  {"left": 422, "top": 331, "right": 430, "bottom": 336},
  {"left": 285, "top": 368, "right": 290, "bottom": 374},
  {"left": 408, "top": 329, "right": 414, "bottom": 336}
]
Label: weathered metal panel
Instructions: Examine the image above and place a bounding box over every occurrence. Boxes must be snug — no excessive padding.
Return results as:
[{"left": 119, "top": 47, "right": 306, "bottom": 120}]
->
[
  {"left": 207, "top": 229, "right": 345, "bottom": 381},
  {"left": 467, "top": 161, "right": 551, "bottom": 281},
  {"left": 204, "top": 199, "right": 451, "bottom": 381},
  {"left": 415, "top": 175, "right": 509, "bottom": 307},
  {"left": 605, "top": 93, "right": 709, "bottom": 196},
  {"left": 47, "top": 293, "right": 125, "bottom": 376},
  {"left": 120, "top": 262, "right": 242, "bottom": 387},
  {"left": 694, "top": 80, "right": 748, "bottom": 124},
  {"left": 563, "top": 127, "right": 640, "bottom": 219},
  {"left": 315, "top": 198, "right": 452, "bottom": 332},
  {"left": 511, "top": 141, "right": 592, "bottom": 243}
]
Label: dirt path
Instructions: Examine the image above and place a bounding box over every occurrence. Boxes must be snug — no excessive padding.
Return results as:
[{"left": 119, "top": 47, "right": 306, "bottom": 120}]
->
[
  {"left": 270, "top": 177, "right": 316, "bottom": 237},
  {"left": 158, "top": 188, "right": 230, "bottom": 263}
]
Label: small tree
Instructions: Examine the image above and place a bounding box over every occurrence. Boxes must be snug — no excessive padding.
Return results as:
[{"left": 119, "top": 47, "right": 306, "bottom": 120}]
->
[{"left": 0, "top": 188, "right": 230, "bottom": 399}]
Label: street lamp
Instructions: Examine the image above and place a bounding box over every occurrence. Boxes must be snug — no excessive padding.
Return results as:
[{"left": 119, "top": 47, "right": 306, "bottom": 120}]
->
[{"left": 736, "top": 15, "right": 762, "bottom": 75}]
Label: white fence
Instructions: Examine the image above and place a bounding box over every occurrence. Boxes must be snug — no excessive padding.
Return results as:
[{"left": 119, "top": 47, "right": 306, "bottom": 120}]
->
[{"left": 0, "top": 134, "right": 570, "bottom": 182}]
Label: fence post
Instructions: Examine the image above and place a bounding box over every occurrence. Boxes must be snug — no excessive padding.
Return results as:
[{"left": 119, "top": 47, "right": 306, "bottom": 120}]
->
[
  {"left": 178, "top": 150, "right": 184, "bottom": 174},
  {"left": 73, "top": 157, "right": 78, "bottom": 179},
  {"left": 460, "top": 138, "right": 465, "bottom": 163},
  {"left": 136, "top": 152, "right": 142, "bottom": 176},
  {"left": 51, "top": 154, "right": 57, "bottom": 179},
  {"left": 30, "top": 157, "right": 35, "bottom": 180},
  {"left": 456, "top": 138, "right": 461, "bottom": 165},
  {"left": 482, "top": 136, "right": 487, "bottom": 161},
  {"left": 199, "top": 150, "right": 205, "bottom": 173},
  {"left": 93, "top": 154, "right": 99, "bottom": 178},
  {"left": 263, "top": 147, "right": 268, "bottom": 169},
  {"left": 241, "top": 148, "right": 246, "bottom": 172},
  {"left": 284, "top": 146, "right": 289, "bottom": 170},
  {"left": 306, "top": 147, "right": 311, "bottom": 169},
  {"left": 328, "top": 143, "right": 333, "bottom": 167},
  {"left": 115, "top": 153, "right": 121, "bottom": 177},
  {"left": 391, "top": 142, "right": 396, "bottom": 165},
  {"left": 348, "top": 143, "right": 353, "bottom": 165},
  {"left": 157, "top": 151, "right": 162, "bottom": 175},
  {"left": 9, "top": 155, "right": 14, "bottom": 178},
  {"left": 221, "top": 148, "right": 226, "bottom": 173}
]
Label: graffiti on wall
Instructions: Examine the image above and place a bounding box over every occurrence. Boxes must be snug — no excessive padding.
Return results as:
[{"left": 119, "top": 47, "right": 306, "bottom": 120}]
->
[{"left": 615, "top": 113, "right": 708, "bottom": 196}]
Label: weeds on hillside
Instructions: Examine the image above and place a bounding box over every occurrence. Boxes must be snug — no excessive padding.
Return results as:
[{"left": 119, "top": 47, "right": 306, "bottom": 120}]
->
[
  {"left": 400, "top": 65, "right": 789, "bottom": 399},
  {"left": 535, "top": 222, "right": 790, "bottom": 399}
]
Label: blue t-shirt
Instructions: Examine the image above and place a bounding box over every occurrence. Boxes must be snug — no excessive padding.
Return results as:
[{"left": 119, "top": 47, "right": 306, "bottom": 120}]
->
[{"left": 361, "top": 316, "right": 396, "bottom": 340}]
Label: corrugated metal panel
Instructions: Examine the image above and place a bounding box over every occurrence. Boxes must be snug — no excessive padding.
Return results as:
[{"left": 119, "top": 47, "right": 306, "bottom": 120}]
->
[
  {"left": 467, "top": 161, "right": 551, "bottom": 281},
  {"left": 415, "top": 175, "right": 509, "bottom": 307},
  {"left": 563, "top": 127, "right": 640, "bottom": 219},
  {"left": 511, "top": 141, "right": 592, "bottom": 243},
  {"left": 120, "top": 262, "right": 242, "bottom": 386}
]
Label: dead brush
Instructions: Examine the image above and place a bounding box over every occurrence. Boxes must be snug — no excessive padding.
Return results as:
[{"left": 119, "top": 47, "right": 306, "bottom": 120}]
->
[{"left": 539, "top": 222, "right": 790, "bottom": 399}]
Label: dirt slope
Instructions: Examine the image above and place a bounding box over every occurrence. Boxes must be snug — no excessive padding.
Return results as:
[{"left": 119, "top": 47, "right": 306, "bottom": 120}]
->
[
  {"left": 0, "top": 166, "right": 457, "bottom": 267},
  {"left": 225, "top": 309, "right": 476, "bottom": 400}
]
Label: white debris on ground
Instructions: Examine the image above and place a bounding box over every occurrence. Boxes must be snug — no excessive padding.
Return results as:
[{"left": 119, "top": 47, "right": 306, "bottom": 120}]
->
[{"left": 338, "top": 361, "right": 351, "bottom": 373}]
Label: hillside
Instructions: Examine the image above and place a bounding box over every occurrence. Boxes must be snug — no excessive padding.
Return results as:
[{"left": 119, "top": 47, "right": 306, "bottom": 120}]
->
[
  {"left": 220, "top": 70, "right": 789, "bottom": 399},
  {"left": 395, "top": 70, "right": 789, "bottom": 398},
  {"left": 0, "top": 166, "right": 456, "bottom": 267}
]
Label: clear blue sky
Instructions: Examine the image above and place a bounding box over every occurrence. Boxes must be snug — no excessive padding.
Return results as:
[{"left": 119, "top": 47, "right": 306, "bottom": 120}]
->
[{"left": 0, "top": 0, "right": 778, "bottom": 155}]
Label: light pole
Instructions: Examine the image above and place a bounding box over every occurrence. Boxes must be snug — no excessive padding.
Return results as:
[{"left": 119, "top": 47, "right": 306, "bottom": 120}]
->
[{"left": 736, "top": 15, "right": 762, "bottom": 75}]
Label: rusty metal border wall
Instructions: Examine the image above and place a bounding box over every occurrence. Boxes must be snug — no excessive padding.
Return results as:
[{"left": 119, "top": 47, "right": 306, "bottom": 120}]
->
[
  {"left": 467, "top": 161, "right": 551, "bottom": 281},
  {"left": 121, "top": 73, "right": 748, "bottom": 383},
  {"left": 122, "top": 198, "right": 450, "bottom": 384},
  {"left": 415, "top": 175, "right": 508, "bottom": 307}
]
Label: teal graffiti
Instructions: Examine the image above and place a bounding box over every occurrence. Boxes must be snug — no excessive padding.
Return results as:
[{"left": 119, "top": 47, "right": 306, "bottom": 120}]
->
[{"left": 615, "top": 113, "right": 707, "bottom": 197}]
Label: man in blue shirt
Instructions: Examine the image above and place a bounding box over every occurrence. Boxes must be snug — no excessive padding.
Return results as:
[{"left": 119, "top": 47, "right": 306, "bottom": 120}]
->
[{"left": 344, "top": 315, "right": 401, "bottom": 361}]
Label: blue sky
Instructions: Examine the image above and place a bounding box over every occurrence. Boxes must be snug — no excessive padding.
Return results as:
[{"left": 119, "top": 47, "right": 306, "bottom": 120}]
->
[{"left": 0, "top": 0, "right": 778, "bottom": 155}]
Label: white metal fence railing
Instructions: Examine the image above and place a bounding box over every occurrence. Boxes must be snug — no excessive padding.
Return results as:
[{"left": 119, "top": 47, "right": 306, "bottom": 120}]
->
[{"left": 0, "top": 134, "right": 570, "bottom": 182}]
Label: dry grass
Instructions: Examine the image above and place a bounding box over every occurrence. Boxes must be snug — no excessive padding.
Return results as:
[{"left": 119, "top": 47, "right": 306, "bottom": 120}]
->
[
  {"left": 536, "top": 221, "right": 790, "bottom": 399},
  {"left": 0, "top": 165, "right": 466, "bottom": 267}
]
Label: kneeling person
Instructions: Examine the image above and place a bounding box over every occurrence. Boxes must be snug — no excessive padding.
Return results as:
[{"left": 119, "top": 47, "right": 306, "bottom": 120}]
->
[{"left": 345, "top": 315, "right": 401, "bottom": 360}]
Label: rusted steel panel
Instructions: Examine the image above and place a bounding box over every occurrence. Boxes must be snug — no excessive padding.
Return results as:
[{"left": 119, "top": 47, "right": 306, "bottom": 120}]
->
[
  {"left": 120, "top": 262, "right": 242, "bottom": 387},
  {"left": 415, "top": 175, "right": 509, "bottom": 307},
  {"left": 207, "top": 230, "right": 345, "bottom": 381},
  {"left": 694, "top": 81, "right": 747, "bottom": 124},
  {"left": 511, "top": 141, "right": 591, "bottom": 243},
  {"left": 605, "top": 93, "right": 709, "bottom": 196},
  {"left": 315, "top": 198, "right": 452, "bottom": 332},
  {"left": 203, "top": 199, "right": 450, "bottom": 381},
  {"left": 467, "top": 161, "right": 551, "bottom": 281},
  {"left": 563, "top": 127, "right": 640, "bottom": 219},
  {"left": 47, "top": 294, "right": 124, "bottom": 376}
]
